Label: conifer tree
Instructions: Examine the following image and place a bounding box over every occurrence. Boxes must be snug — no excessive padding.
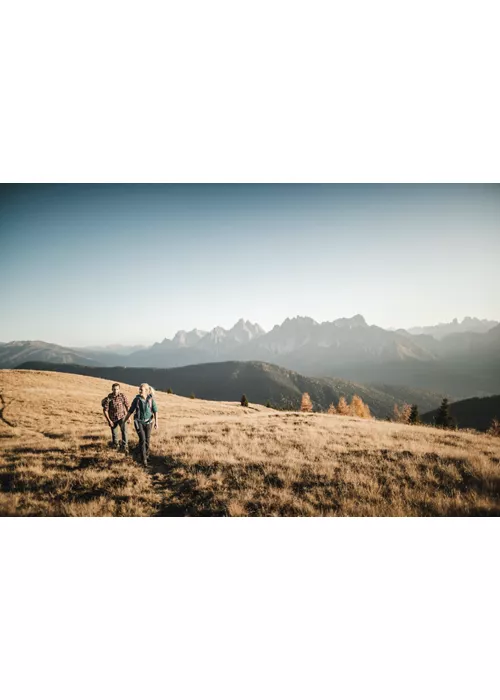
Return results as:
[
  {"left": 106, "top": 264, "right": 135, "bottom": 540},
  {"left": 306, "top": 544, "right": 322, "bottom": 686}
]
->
[
  {"left": 327, "top": 403, "right": 337, "bottom": 414},
  {"left": 435, "top": 398, "right": 452, "bottom": 428},
  {"left": 350, "top": 395, "right": 372, "bottom": 419},
  {"left": 167, "top": 387, "right": 173, "bottom": 394},
  {"left": 409, "top": 404, "right": 420, "bottom": 424},
  {"left": 300, "top": 392, "right": 313, "bottom": 412},
  {"left": 265, "top": 400, "right": 271, "bottom": 408},
  {"left": 241, "top": 394, "right": 249, "bottom": 407},
  {"left": 337, "top": 396, "right": 349, "bottom": 415},
  {"left": 190, "top": 392, "right": 196, "bottom": 399}
]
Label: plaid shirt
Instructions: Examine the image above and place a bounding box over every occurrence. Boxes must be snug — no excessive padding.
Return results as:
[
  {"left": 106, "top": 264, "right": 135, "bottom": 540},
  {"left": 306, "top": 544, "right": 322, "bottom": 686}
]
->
[{"left": 102, "top": 392, "right": 130, "bottom": 422}]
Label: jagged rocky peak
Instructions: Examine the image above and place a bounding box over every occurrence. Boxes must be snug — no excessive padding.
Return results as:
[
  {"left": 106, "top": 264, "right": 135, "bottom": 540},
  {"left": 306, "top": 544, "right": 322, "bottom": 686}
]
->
[
  {"left": 332, "top": 314, "right": 368, "bottom": 328},
  {"left": 211, "top": 325, "right": 227, "bottom": 336},
  {"left": 229, "top": 318, "right": 266, "bottom": 339},
  {"left": 171, "top": 328, "right": 208, "bottom": 347},
  {"left": 282, "top": 315, "right": 319, "bottom": 327}
]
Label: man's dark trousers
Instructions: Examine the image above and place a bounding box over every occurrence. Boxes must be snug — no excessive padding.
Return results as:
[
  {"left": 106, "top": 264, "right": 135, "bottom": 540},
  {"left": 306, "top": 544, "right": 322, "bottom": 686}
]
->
[
  {"left": 111, "top": 419, "right": 128, "bottom": 448},
  {"left": 135, "top": 420, "right": 152, "bottom": 463}
]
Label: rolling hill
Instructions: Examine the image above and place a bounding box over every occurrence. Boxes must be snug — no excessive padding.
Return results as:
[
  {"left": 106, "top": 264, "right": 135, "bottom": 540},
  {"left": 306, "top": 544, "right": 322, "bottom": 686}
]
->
[
  {"left": 421, "top": 395, "right": 500, "bottom": 432},
  {"left": 0, "top": 340, "right": 101, "bottom": 368},
  {"left": 15, "top": 360, "right": 445, "bottom": 418},
  {"left": 1, "top": 369, "right": 499, "bottom": 516}
]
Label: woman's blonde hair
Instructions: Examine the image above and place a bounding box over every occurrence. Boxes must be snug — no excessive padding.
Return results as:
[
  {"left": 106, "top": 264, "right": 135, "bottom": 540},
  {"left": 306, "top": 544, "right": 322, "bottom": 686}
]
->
[{"left": 139, "top": 382, "right": 155, "bottom": 396}]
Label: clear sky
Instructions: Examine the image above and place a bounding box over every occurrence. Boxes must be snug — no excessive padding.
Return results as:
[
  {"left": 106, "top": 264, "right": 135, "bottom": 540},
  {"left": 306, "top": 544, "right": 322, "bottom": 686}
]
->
[{"left": 1, "top": 184, "right": 499, "bottom": 347}]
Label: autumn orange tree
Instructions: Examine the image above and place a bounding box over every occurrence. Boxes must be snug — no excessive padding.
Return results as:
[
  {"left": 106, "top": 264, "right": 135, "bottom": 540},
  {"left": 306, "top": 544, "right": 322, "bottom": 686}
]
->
[
  {"left": 336, "top": 396, "right": 350, "bottom": 415},
  {"left": 350, "top": 395, "right": 372, "bottom": 419},
  {"left": 393, "top": 402, "right": 412, "bottom": 423},
  {"left": 487, "top": 418, "right": 500, "bottom": 437},
  {"left": 327, "top": 403, "right": 337, "bottom": 414},
  {"left": 300, "top": 392, "right": 313, "bottom": 412}
]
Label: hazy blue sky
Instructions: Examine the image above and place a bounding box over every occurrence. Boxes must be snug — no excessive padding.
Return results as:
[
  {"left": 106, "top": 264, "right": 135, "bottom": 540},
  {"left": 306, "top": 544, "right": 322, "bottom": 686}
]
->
[{"left": 1, "top": 184, "right": 499, "bottom": 346}]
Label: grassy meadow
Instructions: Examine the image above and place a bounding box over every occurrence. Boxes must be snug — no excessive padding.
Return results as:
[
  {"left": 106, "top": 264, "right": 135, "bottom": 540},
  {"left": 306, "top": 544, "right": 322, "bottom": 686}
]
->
[{"left": 1, "top": 369, "right": 499, "bottom": 516}]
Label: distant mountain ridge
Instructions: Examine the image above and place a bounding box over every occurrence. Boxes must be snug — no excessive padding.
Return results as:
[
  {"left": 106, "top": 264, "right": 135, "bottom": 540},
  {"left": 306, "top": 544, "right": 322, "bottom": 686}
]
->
[
  {"left": 124, "top": 314, "right": 438, "bottom": 369},
  {"left": 406, "top": 316, "right": 498, "bottom": 339},
  {"left": 3, "top": 314, "right": 499, "bottom": 398},
  {"left": 74, "top": 344, "right": 147, "bottom": 356},
  {"left": 0, "top": 340, "right": 100, "bottom": 368}
]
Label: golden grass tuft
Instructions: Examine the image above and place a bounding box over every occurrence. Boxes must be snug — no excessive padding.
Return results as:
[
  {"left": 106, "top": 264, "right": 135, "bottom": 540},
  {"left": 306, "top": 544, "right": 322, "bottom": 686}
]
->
[{"left": 1, "top": 370, "right": 499, "bottom": 516}]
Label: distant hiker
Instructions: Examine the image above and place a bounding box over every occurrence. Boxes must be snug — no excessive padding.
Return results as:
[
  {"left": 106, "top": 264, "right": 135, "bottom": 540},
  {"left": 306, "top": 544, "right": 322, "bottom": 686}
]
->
[
  {"left": 123, "top": 383, "right": 158, "bottom": 467},
  {"left": 101, "top": 383, "right": 130, "bottom": 453}
]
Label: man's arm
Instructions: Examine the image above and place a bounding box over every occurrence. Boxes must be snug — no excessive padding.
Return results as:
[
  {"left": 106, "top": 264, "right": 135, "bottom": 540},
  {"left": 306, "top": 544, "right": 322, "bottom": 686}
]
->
[
  {"left": 102, "top": 398, "right": 113, "bottom": 427},
  {"left": 153, "top": 399, "right": 158, "bottom": 429}
]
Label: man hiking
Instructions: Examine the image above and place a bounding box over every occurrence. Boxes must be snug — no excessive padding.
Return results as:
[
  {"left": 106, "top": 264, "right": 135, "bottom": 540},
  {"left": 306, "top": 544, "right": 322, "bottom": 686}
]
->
[
  {"left": 123, "top": 383, "right": 158, "bottom": 467},
  {"left": 101, "top": 383, "right": 130, "bottom": 453}
]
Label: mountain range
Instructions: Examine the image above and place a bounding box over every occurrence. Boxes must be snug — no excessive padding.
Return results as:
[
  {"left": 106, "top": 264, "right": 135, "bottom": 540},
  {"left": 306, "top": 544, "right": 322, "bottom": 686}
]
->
[
  {"left": 406, "top": 316, "right": 498, "bottom": 339},
  {"left": 2, "top": 315, "right": 499, "bottom": 399}
]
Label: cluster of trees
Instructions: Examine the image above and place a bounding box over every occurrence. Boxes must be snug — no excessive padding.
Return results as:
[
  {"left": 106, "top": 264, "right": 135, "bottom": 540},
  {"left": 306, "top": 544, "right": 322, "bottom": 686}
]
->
[
  {"left": 325, "top": 394, "right": 372, "bottom": 419},
  {"left": 390, "top": 398, "right": 457, "bottom": 429},
  {"left": 391, "top": 402, "right": 420, "bottom": 425},
  {"left": 247, "top": 392, "right": 373, "bottom": 418},
  {"left": 178, "top": 390, "right": 499, "bottom": 437}
]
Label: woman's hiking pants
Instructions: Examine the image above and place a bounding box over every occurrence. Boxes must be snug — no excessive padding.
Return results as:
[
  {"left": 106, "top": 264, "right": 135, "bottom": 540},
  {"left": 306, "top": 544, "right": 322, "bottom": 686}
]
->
[
  {"left": 111, "top": 419, "right": 128, "bottom": 448},
  {"left": 135, "top": 419, "right": 152, "bottom": 464}
]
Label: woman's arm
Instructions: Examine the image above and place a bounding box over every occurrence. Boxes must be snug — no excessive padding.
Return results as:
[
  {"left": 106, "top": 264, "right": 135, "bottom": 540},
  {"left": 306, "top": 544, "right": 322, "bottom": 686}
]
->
[
  {"left": 123, "top": 397, "right": 137, "bottom": 423},
  {"left": 152, "top": 398, "right": 158, "bottom": 429}
]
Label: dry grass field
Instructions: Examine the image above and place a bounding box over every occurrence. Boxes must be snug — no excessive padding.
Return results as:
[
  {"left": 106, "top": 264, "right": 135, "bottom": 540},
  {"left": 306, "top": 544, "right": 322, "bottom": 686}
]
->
[{"left": 1, "top": 369, "right": 499, "bottom": 516}]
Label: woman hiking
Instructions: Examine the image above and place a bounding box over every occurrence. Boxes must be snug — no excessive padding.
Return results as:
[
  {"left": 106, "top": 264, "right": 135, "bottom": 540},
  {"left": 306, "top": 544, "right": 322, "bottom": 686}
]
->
[{"left": 123, "top": 383, "right": 158, "bottom": 467}]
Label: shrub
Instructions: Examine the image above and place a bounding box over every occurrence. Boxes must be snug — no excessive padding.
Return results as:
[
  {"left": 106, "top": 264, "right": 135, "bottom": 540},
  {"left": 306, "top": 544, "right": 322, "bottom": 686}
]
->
[
  {"left": 241, "top": 394, "right": 249, "bottom": 407},
  {"left": 167, "top": 387, "right": 173, "bottom": 394},
  {"left": 265, "top": 400, "right": 271, "bottom": 408},
  {"left": 190, "top": 392, "right": 195, "bottom": 399}
]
